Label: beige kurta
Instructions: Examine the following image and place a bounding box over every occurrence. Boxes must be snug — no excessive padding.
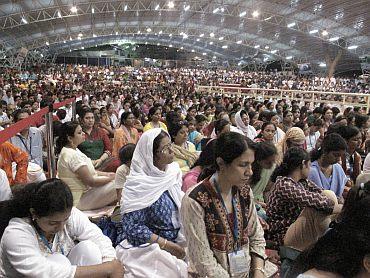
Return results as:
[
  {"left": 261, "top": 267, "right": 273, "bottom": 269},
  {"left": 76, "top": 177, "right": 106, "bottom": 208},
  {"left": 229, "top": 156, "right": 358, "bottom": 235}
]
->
[{"left": 181, "top": 177, "right": 267, "bottom": 277}]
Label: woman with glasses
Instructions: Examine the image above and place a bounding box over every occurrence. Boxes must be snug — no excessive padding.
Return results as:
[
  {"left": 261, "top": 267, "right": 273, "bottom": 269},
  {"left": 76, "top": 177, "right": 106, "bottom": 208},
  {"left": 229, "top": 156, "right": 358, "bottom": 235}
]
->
[
  {"left": 112, "top": 111, "right": 139, "bottom": 158},
  {"left": 117, "top": 129, "right": 187, "bottom": 277},
  {"left": 235, "top": 109, "right": 257, "bottom": 140},
  {"left": 168, "top": 121, "right": 199, "bottom": 174},
  {"left": 143, "top": 106, "right": 168, "bottom": 132},
  {"left": 308, "top": 133, "right": 349, "bottom": 198}
]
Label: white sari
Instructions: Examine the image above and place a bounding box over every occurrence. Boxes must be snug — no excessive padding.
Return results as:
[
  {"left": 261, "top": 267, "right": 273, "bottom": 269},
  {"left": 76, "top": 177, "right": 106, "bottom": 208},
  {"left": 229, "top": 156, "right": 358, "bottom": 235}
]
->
[{"left": 117, "top": 128, "right": 188, "bottom": 278}]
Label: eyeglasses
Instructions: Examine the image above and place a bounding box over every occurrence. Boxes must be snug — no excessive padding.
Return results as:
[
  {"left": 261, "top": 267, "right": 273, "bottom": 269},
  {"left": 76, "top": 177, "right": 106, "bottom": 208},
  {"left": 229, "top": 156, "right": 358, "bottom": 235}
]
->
[{"left": 159, "top": 142, "right": 174, "bottom": 154}]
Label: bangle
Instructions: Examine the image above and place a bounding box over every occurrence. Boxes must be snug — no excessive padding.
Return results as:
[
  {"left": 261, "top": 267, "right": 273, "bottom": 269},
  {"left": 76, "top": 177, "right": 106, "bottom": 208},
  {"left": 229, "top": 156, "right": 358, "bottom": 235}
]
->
[
  {"left": 253, "top": 267, "right": 265, "bottom": 275},
  {"left": 160, "top": 239, "right": 168, "bottom": 249},
  {"left": 154, "top": 234, "right": 160, "bottom": 244}
]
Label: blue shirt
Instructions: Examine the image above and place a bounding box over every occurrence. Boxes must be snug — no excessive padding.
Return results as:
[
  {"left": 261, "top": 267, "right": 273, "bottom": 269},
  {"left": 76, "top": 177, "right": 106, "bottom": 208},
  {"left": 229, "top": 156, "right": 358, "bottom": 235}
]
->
[
  {"left": 121, "top": 191, "right": 180, "bottom": 246},
  {"left": 308, "top": 161, "right": 348, "bottom": 197}
]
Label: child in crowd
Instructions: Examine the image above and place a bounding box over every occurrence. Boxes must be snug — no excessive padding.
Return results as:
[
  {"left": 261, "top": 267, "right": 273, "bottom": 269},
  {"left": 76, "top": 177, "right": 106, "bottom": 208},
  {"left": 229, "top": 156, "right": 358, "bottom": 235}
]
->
[{"left": 114, "top": 143, "right": 136, "bottom": 201}]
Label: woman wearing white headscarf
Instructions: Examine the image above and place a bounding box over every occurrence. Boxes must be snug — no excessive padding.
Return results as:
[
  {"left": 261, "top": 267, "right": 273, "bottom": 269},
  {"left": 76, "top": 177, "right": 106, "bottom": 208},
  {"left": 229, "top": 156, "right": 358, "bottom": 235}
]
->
[
  {"left": 116, "top": 128, "right": 188, "bottom": 278},
  {"left": 235, "top": 110, "right": 257, "bottom": 140}
]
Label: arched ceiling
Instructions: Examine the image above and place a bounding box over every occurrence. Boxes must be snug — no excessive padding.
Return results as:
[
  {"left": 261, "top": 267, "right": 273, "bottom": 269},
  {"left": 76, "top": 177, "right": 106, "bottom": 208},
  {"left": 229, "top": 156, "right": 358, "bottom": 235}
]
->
[{"left": 0, "top": 0, "right": 369, "bottom": 65}]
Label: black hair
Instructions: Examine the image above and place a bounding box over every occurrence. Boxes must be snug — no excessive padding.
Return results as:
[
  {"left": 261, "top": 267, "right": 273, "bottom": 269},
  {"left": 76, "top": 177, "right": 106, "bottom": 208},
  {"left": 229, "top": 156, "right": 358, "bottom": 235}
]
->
[
  {"left": 119, "top": 143, "right": 136, "bottom": 164},
  {"left": 153, "top": 130, "right": 169, "bottom": 157},
  {"left": 293, "top": 121, "right": 306, "bottom": 131},
  {"left": 255, "top": 122, "right": 276, "bottom": 138},
  {"left": 214, "top": 119, "right": 230, "bottom": 135},
  {"left": 283, "top": 110, "right": 293, "bottom": 118},
  {"left": 79, "top": 108, "right": 94, "bottom": 120},
  {"left": 251, "top": 142, "right": 277, "bottom": 185},
  {"left": 310, "top": 133, "right": 347, "bottom": 161},
  {"left": 0, "top": 178, "right": 73, "bottom": 238},
  {"left": 335, "top": 125, "right": 360, "bottom": 141},
  {"left": 12, "top": 108, "right": 30, "bottom": 122},
  {"left": 271, "top": 147, "right": 309, "bottom": 182},
  {"left": 355, "top": 113, "right": 369, "bottom": 129},
  {"left": 148, "top": 106, "right": 161, "bottom": 121},
  {"left": 195, "top": 114, "right": 207, "bottom": 123},
  {"left": 291, "top": 184, "right": 370, "bottom": 277},
  {"left": 55, "top": 121, "right": 80, "bottom": 154},
  {"left": 200, "top": 132, "right": 250, "bottom": 178},
  {"left": 334, "top": 115, "right": 347, "bottom": 123},
  {"left": 313, "top": 107, "right": 323, "bottom": 115},
  {"left": 195, "top": 140, "right": 217, "bottom": 181},
  {"left": 56, "top": 109, "right": 67, "bottom": 120},
  {"left": 168, "top": 121, "right": 188, "bottom": 142},
  {"left": 308, "top": 118, "right": 323, "bottom": 127},
  {"left": 248, "top": 110, "right": 258, "bottom": 121},
  {"left": 120, "top": 111, "right": 134, "bottom": 125}
]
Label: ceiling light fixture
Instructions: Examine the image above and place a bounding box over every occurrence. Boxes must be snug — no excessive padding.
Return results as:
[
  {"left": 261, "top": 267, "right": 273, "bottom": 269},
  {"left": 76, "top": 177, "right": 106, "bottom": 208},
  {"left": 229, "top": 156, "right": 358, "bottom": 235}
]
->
[
  {"left": 239, "top": 11, "right": 247, "bottom": 17},
  {"left": 70, "top": 6, "right": 78, "bottom": 13}
]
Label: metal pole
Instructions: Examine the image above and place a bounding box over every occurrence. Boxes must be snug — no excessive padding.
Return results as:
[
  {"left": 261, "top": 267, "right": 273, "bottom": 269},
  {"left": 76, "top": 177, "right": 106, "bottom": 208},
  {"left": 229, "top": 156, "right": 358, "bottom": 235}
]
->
[
  {"left": 45, "top": 110, "right": 56, "bottom": 178},
  {"left": 72, "top": 101, "right": 77, "bottom": 121}
]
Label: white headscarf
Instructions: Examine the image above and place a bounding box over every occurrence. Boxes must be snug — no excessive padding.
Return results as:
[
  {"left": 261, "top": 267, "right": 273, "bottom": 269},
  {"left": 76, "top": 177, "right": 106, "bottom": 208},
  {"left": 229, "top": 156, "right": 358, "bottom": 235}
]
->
[
  {"left": 121, "top": 128, "right": 184, "bottom": 214},
  {"left": 235, "top": 110, "right": 257, "bottom": 139}
]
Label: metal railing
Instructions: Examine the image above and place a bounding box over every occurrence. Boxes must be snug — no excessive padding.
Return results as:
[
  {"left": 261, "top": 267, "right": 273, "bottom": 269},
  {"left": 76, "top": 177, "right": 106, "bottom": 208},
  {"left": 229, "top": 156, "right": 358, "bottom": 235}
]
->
[{"left": 196, "top": 85, "right": 370, "bottom": 112}]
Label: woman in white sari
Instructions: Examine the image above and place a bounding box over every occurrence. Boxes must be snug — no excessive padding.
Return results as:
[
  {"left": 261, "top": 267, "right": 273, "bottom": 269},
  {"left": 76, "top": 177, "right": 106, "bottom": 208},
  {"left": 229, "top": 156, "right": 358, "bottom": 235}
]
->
[
  {"left": 116, "top": 128, "right": 188, "bottom": 278},
  {"left": 235, "top": 110, "right": 257, "bottom": 140}
]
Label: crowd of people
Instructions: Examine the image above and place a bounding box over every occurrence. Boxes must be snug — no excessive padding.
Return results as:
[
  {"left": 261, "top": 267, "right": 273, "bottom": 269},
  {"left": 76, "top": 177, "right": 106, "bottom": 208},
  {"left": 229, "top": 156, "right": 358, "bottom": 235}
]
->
[{"left": 0, "top": 64, "right": 370, "bottom": 278}]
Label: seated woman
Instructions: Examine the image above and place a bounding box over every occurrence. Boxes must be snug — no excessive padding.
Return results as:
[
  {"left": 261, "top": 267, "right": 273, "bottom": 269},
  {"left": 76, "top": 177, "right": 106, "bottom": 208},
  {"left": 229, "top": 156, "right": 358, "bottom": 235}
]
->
[
  {"left": 0, "top": 141, "right": 28, "bottom": 185},
  {"left": 186, "top": 116, "right": 203, "bottom": 151},
  {"left": 182, "top": 139, "right": 216, "bottom": 192},
  {"left": 112, "top": 111, "right": 140, "bottom": 158},
  {"left": 214, "top": 119, "right": 231, "bottom": 138},
  {"left": 254, "top": 122, "right": 277, "bottom": 143},
  {"left": 181, "top": 132, "right": 267, "bottom": 277},
  {"left": 291, "top": 183, "right": 370, "bottom": 278},
  {"left": 268, "top": 111, "right": 285, "bottom": 144},
  {"left": 56, "top": 121, "right": 117, "bottom": 211},
  {"left": 116, "top": 129, "right": 187, "bottom": 277},
  {"left": 0, "top": 178, "right": 123, "bottom": 278},
  {"left": 235, "top": 109, "right": 257, "bottom": 139},
  {"left": 99, "top": 106, "right": 114, "bottom": 137},
  {"left": 266, "top": 147, "right": 341, "bottom": 251},
  {"left": 78, "top": 109, "right": 118, "bottom": 172},
  {"left": 169, "top": 121, "right": 199, "bottom": 174},
  {"left": 336, "top": 125, "right": 362, "bottom": 184},
  {"left": 250, "top": 142, "right": 278, "bottom": 219},
  {"left": 114, "top": 143, "right": 136, "bottom": 201},
  {"left": 276, "top": 127, "right": 306, "bottom": 165},
  {"left": 308, "top": 133, "right": 349, "bottom": 198},
  {"left": 143, "top": 106, "right": 168, "bottom": 132}
]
